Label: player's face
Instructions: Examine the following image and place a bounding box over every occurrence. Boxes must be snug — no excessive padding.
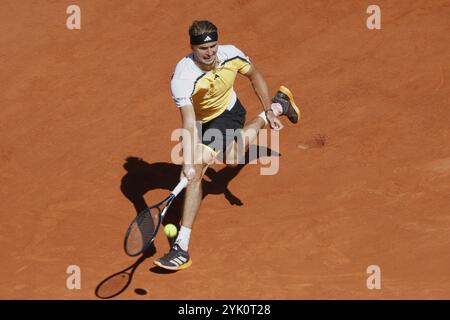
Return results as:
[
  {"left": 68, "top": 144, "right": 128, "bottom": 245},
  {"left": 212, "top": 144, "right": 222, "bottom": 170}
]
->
[{"left": 192, "top": 42, "right": 218, "bottom": 65}]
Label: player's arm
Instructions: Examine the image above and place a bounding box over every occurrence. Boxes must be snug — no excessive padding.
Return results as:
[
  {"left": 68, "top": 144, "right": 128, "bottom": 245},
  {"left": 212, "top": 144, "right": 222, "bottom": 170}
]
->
[
  {"left": 179, "top": 104, "right": 197, "bottom": 180},
  {"left": 244, "top": 64, "right": 272, "bottom": 112},
  {"left": 244, "top": 64, "right": 283, "bottom": 130}
]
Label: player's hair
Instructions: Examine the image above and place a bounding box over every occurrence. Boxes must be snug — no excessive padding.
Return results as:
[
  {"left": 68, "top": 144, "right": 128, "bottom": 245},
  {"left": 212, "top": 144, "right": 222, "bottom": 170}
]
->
[{"left": 188, "top": 20, "right": 218, "bottom": 37}]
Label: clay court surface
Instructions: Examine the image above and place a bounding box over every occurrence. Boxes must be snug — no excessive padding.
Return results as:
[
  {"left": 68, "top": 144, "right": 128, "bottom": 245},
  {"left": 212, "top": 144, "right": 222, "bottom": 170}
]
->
[{"left": 1, "top": 0, "right": 449, "bottom": 299}]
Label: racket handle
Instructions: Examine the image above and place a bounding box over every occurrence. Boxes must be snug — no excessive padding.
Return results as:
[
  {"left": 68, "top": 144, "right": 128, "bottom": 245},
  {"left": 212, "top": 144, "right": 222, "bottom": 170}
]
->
[{"left": 172, "top": 177, "right": 189, "bottom": 197}]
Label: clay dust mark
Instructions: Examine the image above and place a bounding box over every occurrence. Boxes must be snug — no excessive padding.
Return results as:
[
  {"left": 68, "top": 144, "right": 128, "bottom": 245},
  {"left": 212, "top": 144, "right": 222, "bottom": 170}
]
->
[{"left": 297, "top": 134, "right": 328, "bottom": 150}]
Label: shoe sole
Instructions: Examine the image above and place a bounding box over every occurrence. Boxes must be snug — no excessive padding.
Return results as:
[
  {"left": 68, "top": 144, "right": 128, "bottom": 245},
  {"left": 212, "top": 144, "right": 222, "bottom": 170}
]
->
[
  {"left": 278, "top": 86, "right": 300, "bottom": 120},
  {"left": 153, "top": 259, "right": 192, "bottom": 271}
]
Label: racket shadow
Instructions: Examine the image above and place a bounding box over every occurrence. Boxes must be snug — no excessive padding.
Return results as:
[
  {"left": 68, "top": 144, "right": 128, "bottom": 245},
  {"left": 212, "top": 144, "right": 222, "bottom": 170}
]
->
[{"left": 94, "top": 245, "right": 156, "bottom": 299}]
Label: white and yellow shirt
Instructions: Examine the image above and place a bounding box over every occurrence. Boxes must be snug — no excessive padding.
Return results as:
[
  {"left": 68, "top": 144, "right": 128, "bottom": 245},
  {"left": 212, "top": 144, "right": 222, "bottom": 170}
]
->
[{"left": 170, "top": 45, "right": 252, "bottom": 123}]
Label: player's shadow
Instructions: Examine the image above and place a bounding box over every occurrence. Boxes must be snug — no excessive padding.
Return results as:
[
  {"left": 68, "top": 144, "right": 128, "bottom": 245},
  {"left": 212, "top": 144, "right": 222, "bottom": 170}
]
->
[
  {"left": 96, "top": 148, "right": 280, "bottom": 299},
  {"left": 120, "top": 146, "right": 280, "bottom": 261}
]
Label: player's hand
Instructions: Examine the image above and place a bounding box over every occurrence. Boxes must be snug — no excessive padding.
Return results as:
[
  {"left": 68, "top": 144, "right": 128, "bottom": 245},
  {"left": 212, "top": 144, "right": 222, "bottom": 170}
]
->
[
  {"left": 181, "top": 164, "right": 196, "bottom": 185},
  {"left": 266, "top": 111, "right": 284, "bottom": 130}
]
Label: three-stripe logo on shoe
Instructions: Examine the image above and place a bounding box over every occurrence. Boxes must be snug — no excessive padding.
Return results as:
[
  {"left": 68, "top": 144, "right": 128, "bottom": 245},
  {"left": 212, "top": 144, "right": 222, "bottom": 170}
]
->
[{"left": 171, "top": 256, "right": 188, "bottom": 266}]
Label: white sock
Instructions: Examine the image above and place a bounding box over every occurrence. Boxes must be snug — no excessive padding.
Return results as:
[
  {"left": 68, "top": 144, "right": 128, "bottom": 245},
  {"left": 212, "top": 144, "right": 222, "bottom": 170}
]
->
[
  {"left": 271, "top": 102, "right": 283, "bottom": 116},
  {"left": 258, "top": 111, "right": 268, "bottom": 125},
  {"left": 175, "top": 226, "right": 191, "bottom": 251}
]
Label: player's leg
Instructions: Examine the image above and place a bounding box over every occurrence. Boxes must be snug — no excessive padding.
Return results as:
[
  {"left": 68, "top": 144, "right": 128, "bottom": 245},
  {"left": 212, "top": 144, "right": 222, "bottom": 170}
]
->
[
  {"left": 154, "top": 145, "right": 215, "bottom": 271},
  {"left": 238, "top": 116, "right": 266, "bottom": 151},
  {"left": 226, "top": 85, "right": 300, "bottom": 166},
  {"left": 177, "top": 144, "right": 214, "bottom": 230},
  {"left": 224, "top": 117, "right": 264, "bottom": 166}
]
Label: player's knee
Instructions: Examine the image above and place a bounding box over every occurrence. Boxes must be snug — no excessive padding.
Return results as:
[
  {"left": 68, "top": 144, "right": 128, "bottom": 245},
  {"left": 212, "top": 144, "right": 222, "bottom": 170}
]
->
[
  {"left": 190, "top": 164, "right": 207, "bottom": 183},
  {"left": 224, "top": 146, "right": 244, "bottom": 168}
]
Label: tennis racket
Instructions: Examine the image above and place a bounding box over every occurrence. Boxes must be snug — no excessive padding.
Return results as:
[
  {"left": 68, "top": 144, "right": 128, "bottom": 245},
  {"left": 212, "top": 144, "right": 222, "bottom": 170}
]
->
[{"left": 124, "top": 177, "right": 188, "bottom": 256}]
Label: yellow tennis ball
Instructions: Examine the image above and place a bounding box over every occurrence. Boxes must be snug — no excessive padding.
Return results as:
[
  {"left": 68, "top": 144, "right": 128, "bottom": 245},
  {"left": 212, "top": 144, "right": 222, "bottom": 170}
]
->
[{"left": 164, "top": 224, "right": 178, "bottom": 238}]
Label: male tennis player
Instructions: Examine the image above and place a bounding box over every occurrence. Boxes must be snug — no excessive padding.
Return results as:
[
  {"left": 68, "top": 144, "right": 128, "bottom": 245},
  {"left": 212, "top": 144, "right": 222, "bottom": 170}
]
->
[{"left": 154, "top": 20, "right": 300, "bottom": 270}]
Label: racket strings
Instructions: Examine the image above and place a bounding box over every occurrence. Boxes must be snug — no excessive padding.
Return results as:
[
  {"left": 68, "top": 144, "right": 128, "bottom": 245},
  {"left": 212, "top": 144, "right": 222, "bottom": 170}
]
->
[{"left": 125, "top": 207, "right": 161, "bottom": 255}]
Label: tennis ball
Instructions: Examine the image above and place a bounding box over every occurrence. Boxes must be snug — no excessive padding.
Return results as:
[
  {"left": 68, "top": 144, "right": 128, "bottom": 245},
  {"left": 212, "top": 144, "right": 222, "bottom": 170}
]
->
[{"left": 164, "top": 224, "right": 178, "bottom": 238}]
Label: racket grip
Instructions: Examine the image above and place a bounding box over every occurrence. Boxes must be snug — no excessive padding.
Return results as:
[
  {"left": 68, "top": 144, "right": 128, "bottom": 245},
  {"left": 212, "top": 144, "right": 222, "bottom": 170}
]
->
[{"left": 172, "top": 177, "right": 189, "bottom": 197}]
